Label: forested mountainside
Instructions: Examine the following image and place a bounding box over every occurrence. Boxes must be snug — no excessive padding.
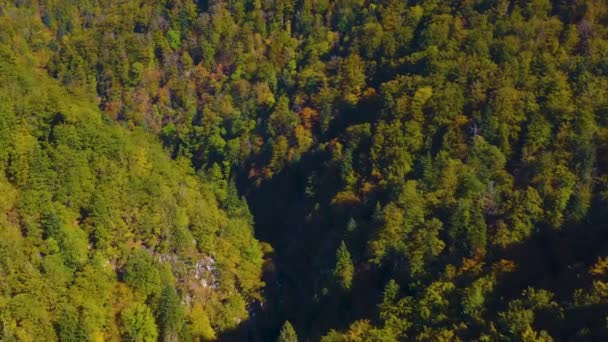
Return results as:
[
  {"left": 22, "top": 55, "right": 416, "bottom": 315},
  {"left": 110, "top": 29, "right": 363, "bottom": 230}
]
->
[
  {"left": 2, "top": 0, "right": 608, "bottom": 341},
  {"left": 0, "top": 6, "right": 264, "bottom": 341}
]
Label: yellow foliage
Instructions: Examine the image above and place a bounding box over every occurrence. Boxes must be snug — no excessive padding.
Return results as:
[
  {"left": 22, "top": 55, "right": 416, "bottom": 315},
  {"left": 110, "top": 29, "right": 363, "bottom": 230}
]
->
[
  {"left": 295, "top": 125, "right": 313, "bottom": 153},
  {"left": 331, "top": 191, "right": 361, "bottom": 207},
  {"left": 492, "top": 259, "right": 517, "bottom": 275},
  {"left": 590, "top": 257, "right": 608, "bottom": 277},
  {"left": 130, "top": 146, "right": 152, "bottom": 176},
  {"left": 189, "top": 303, "right": 216, "bottom": 341}
]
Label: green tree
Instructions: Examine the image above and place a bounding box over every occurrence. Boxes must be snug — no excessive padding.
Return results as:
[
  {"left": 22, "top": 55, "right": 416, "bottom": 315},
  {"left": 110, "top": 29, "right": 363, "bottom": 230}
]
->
[
  {"left": 121, "top": 303, "right": 158, "bottom": 342},
  {"left": 278, "top": 320, "right": 298, "bottom": 342},
  {"left": 189, "top": 303, "right": 216, "bottom": 341},
  {"left": 268, "top": 95, "right": 298, "bottom": 137},
  {"left": 124, "top": 251, "right": 162, "bottom": 299},
  {"left": 158, "top": 286, "right": 184, "bottom": 342},
  {"left": 333, "top": 241, "right": 354, "bottom": 291},
  {"left": 56, "top": 306, "right": 87, "bottom": 342}
]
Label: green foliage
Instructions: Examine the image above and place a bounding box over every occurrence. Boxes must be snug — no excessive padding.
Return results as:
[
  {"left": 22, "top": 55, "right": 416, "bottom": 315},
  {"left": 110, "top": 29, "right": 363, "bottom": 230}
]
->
[
  {"left": 158, "top": 286, "right": 184, "bottom": 341},
  {"left": 124, "top": 251, "right": 162, "bottom": 300},
  {"left": 0, "top": 9, "right": 264, "bottom": 340},
  {"left": 167, "top": 29, "right": 181, "bottom": 50},
  {"left": 121, "top": 303, "right": 158, "bottom": 342},
  {"left": 2, "top": 0, "right": 608, "bottom": 341},
  {"left": 496, "top": 288, "right": 559, "bottom": 341},
  {"left": 461, "top": 276, "right": 495, "bottom": 320},
  {"left": 56, "top": 306, "right": 87, "bottom": 342},
  {"left": 278, "top": 320, "right": 298, "bottom": 342},
  {"left": 268, "top": 96, "right": 298, "bottom": 138},
  {"left": 188, "top": 303, "right": 216, "bottom": 340},
  {"left": 333, "top": 241, "right": 354, "bottom": 291},
  {"left": 370, "top": 181, "right": 444, "bottom": 276}
]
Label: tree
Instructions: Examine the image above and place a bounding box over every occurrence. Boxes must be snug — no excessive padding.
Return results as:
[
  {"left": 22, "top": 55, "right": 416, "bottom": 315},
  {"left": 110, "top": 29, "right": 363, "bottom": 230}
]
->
[
  {"left": 496, "top": 288, "right": 557, "bottom": 341},
  {"left": 268, "top": 95, "right": 298, "bottom": 138},
  {"left": 346, "top": 217, "right": 357, "bottom": 232},
  {"left": 278, "top": 320, "right": 298, "bottom": 342},
  {"left": 158, "top": 286, "right": 184, "bottom": 342},
  {"left": 338, "top": 53, "right": 366, "bottom": 105},
  {"left": 333, "top": 241, "right": 354, "bottom": 291},
  {"left": 340, "top": 148, "right": 356, "bottom": 190},
  {"left": 56, "top": 306, "right": 87, "bottom": 342},
  {"left": 189, "top": 303, "right": 216, "bottom": 341},
  {"left": 124, "top": 251, "right": 162, "bottom": 299},
  {"left": 5, "top": 0, "right": 608, "bottom": 340},
  {"left": 121, "top": 303, "right": 158, "bottom": 342},
  {"left": 378, "top": 279, "right": 411, "bottom": 338}
]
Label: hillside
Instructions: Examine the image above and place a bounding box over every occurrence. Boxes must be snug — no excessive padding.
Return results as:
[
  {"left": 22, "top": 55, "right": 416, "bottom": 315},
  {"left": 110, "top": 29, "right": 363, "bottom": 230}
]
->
[
  {"left": 2, "top": 0, "right": 608, "bottom": 341},
  {"left": 0, "top": 6, "right": 263, "bottom": 340}
]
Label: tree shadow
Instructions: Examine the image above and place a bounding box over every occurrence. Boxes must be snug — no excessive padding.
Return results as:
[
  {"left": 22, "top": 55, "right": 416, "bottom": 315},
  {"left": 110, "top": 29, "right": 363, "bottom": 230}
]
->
[
  {"left": 489, "top": 221, "right": 608, "bottom": 340},
  {"left": 219, "top": 145, "right": 381, "bottom": 340}
]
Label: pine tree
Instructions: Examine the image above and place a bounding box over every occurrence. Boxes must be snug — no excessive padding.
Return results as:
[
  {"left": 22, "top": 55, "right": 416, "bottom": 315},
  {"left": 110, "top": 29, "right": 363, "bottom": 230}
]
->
[
  {"left": 278, "top": 320, "right": 298, "bottom": 342},
  {"left": 158, "top": 286, "right": 183, "bottom": 342},
  {"left": 346, "top": 217, "right": 358, "bottom": 232},
  {"left": 333, "top": 241, "right": 354, "bottom": 291}
]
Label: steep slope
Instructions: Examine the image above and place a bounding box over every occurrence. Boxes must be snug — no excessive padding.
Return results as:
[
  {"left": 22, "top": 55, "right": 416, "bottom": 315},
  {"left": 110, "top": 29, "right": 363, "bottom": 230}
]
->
[
  {"left": 0, "top": 7, "right": 263, "bottom": 341},
  {"left": 4, "top": 1, "right": 608, "bottom": 341}
]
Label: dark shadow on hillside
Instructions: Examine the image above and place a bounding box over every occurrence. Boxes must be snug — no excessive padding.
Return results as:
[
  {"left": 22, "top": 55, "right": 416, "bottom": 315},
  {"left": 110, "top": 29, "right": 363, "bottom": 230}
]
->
[
  {"left": 489, "top": 222, "right": 608, "bottom": 340},
  {"left": 219, "top": 177, "right": 608, "bottom": 341},
  {"left": 216, "top": 148, "right": 382, "bottom": 341}
]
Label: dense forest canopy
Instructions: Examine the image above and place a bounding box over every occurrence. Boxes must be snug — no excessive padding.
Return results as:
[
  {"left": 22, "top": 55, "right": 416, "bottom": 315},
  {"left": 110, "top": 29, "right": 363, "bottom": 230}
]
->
[{"left": 1, "top": 0, "right": 608, "bottom": 340}]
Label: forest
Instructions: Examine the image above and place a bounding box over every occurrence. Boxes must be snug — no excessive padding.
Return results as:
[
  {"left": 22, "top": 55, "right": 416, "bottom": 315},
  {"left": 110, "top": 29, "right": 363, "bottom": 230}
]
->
[{"left": 1, "top": 0, "right": 608, "bottom": 341}]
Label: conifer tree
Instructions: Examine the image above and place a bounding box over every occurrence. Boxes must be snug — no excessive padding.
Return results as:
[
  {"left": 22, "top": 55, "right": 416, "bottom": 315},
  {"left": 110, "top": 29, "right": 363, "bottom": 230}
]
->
[
  {"left": 333, "top": 241, "right": 354, "bottom": 291},
  {"left": 278, "top": 320, "right": 298, "bottom": 342}
]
